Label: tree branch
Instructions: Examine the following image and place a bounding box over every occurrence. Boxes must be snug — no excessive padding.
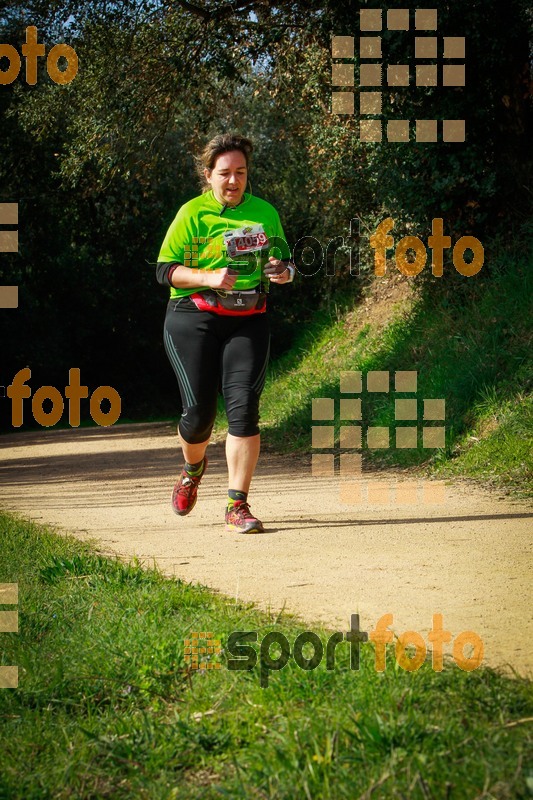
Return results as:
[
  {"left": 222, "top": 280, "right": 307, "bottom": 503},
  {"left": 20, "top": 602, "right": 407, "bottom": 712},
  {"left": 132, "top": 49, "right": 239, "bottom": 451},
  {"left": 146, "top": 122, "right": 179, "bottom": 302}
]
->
[{"left": 171, "top": 0, "right": 270, "bottom": 22}]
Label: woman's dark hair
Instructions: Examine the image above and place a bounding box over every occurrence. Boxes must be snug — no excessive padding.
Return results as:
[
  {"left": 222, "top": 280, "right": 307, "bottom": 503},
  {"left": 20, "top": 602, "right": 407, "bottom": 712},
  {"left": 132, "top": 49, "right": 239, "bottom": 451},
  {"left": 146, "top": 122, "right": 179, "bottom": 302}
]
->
[{"left": 195, "top": 133, "right": 253, "bottom": 191}]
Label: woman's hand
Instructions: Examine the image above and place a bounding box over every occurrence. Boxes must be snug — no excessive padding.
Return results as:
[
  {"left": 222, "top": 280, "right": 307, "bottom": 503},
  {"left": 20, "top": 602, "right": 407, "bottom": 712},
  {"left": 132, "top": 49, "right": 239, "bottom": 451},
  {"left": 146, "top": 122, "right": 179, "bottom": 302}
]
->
[
  {"left": 263, "top": 256, "right": 293, "bottom": 284},
  {"left": 201, "top": 267, "right": 239, "bottom": 290}
]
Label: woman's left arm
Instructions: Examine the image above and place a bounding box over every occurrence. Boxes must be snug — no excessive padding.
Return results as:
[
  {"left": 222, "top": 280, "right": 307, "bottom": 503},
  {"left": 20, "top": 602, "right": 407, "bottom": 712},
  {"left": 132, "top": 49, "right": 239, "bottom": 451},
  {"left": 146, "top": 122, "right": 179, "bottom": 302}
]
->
[{"left": 263, "top": 256, "right": 295, "bottom": 284}]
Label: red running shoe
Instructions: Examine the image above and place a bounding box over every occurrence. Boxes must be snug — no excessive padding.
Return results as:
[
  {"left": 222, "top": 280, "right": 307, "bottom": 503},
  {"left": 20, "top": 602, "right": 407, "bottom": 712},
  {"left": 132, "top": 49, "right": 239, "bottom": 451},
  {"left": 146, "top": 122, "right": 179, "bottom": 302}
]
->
[
  {"left": 225, "top": 501, "right": 265, "bottom": 534},
  {"left": 172, "top": 458, "right": 208, "bottom": 516}
]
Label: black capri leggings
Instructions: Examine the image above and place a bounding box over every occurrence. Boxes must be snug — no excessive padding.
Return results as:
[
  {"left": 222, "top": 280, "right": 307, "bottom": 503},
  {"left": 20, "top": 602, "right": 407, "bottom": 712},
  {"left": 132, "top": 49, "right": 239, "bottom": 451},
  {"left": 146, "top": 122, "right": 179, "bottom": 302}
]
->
[{"left": 163, "top": 297, "right": 271, "bottom": 443}]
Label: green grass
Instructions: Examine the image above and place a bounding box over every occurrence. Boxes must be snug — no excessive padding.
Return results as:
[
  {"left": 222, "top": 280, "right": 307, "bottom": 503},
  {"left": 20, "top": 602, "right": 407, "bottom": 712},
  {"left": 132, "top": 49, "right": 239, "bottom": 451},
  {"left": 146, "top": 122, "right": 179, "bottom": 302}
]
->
[
  {"left": 1, "top": 512, "right": 532, "bottom": 799},
  {"left": 215, "top": 243, "right": 532, "bottom": 496},
  {"left": 437, "top": 390, "right": 533, "bottom": 497}
]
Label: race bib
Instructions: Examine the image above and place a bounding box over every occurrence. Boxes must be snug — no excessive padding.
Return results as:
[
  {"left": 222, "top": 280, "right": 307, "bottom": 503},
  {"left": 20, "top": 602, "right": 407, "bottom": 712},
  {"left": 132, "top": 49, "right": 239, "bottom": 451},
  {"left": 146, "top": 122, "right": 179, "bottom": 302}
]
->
[{"left": 223, "top": 225, "right": 269, "bottom": 258}]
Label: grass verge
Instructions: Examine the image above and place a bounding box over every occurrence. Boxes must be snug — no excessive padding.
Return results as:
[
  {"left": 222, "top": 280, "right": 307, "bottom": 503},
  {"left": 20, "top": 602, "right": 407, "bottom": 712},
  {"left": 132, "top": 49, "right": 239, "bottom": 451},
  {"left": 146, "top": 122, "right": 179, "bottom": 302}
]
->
[{"left": 1, "top": 512, "right": 532, "bottom": 799}]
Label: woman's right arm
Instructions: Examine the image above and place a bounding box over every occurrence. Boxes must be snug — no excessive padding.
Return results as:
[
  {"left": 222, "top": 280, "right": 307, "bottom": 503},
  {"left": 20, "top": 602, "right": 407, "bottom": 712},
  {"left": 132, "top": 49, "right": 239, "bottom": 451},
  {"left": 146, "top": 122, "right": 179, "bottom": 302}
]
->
[{"left": 157, "top": 262, "right": 238, "bottom": 290}]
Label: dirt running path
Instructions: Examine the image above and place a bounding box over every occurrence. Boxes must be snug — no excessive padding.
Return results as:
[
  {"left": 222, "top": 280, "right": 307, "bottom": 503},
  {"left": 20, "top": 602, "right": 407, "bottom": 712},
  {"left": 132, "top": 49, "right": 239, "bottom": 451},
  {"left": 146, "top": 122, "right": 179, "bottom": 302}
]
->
[{"left": 1, "top": 422, "right": 531, "bottom": 675}]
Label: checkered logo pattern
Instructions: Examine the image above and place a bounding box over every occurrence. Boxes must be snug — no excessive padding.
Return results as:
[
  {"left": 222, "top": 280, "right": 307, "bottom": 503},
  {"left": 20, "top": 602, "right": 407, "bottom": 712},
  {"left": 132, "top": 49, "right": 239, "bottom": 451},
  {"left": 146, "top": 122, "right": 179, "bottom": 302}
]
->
[
  {"left": 311, "top": 371, "right": 447, "bottom": 504},
  {"left": 184, "top": 631, "right": 222, "bottom": 670},
  {"left": 0, "top": 583, "right": 19, "bottom": 689},
  {"left": 0, "top": 203, "right": 19, "bottom": 308},
  {"left": 332, "top": 8, "right": 466, "bottom": 142},
  {"left": 183, "top": 237, "right": 223, "bottom": 269}
]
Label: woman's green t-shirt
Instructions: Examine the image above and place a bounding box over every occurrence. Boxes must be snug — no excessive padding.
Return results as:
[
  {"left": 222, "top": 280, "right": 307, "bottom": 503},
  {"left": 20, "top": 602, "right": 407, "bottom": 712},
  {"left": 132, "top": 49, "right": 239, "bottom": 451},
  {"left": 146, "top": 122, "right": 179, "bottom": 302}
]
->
[{"left": 158, "top": 190, "right": 291, "bottom": 298}]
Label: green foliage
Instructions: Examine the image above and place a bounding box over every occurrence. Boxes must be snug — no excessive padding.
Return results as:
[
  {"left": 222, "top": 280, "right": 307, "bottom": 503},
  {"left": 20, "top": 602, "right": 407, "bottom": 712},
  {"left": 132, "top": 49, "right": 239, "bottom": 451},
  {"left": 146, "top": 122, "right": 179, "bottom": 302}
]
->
[{"left": 0, "top": 0, "right": 531, "bottom": 426}]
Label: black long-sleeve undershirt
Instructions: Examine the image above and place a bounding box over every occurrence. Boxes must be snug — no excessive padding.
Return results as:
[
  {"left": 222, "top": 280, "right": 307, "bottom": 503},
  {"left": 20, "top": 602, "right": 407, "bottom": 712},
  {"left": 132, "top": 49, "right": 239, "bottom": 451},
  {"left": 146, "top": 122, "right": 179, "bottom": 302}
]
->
[{"left": 156, "top": 261, "right": 180, "bottom": 287}]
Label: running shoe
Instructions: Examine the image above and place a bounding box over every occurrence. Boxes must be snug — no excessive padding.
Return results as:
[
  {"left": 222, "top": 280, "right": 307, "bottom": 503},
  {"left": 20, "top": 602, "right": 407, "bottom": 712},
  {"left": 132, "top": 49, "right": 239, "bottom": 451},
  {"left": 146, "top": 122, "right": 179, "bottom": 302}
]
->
[
  {"left": 225, "top": 500, "right": 265, "bottom": 534},
  {"left": 172, "top": 457, "right": 208, "bottom": 516}
]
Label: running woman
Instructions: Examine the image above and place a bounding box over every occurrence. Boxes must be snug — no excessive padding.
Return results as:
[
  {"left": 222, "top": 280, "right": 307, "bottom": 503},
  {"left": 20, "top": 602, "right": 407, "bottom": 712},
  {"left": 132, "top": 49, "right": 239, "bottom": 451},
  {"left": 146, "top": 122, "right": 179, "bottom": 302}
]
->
[{"left": 156, "top": 133, "right": 295, "bottom": 533}]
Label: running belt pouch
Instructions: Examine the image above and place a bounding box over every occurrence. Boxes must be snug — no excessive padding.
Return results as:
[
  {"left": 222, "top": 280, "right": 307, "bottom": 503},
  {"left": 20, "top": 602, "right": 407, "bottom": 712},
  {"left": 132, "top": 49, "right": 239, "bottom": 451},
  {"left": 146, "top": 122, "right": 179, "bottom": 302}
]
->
[{"left": 189, "top": 290, "right": 267, "bottom": 316}]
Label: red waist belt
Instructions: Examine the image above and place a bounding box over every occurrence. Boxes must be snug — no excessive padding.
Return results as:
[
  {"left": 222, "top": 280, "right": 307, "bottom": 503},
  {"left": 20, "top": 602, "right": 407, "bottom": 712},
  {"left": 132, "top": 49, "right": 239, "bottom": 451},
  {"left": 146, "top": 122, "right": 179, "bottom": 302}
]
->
[{"left": 189, "top": 289, "right": 267, "bottom": 316}]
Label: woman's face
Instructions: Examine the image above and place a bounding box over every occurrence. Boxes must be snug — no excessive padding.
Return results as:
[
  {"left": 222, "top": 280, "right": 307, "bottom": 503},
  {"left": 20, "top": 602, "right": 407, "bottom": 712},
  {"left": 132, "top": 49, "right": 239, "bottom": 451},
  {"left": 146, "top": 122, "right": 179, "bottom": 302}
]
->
[{"left": 204, "top": 150, "right": 247, "bottom": 207}]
